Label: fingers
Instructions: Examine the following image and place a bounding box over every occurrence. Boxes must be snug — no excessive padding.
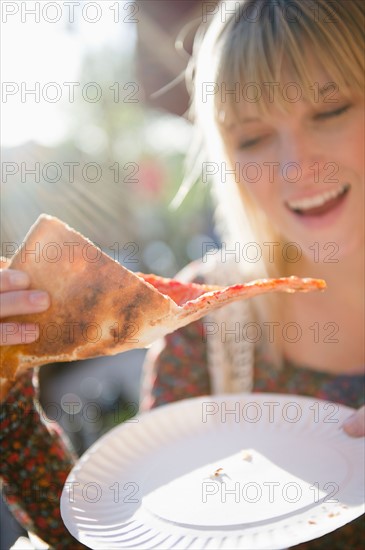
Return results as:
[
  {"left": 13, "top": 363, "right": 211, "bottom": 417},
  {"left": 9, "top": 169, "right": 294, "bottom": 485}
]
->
[
  {"left": 0, "top": 269, "right": 50, "bottom": 318},
  {"left": 0, "top": 290, "right": 50, "bottom": 318},
  {"left": 0, "top": 268, "right": 49, "bottom": 347},
  {"left": 342, "top": 406, "right": 365, "bottom": 437},
  {"left": 1, "top": 322, "right": 39, "bottom": 345},
  {"left": 0, "top": 268, "right": 30, "bottom": 292}
]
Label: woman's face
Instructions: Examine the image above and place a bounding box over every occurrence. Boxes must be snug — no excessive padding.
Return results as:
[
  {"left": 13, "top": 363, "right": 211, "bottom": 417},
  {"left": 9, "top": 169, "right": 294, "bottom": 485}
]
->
[{"left": 223, "top": 72, "right": 365, "bottom": 261}]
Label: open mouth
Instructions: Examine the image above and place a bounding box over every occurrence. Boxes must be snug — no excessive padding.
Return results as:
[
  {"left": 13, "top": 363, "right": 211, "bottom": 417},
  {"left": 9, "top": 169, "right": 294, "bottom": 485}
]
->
[{"left": 286, "top": 184, "right": 350, "bottom": 216}]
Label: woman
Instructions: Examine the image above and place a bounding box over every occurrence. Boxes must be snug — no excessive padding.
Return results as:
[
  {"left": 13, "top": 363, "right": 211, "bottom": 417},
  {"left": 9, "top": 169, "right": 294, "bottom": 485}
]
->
[
  {"left": 141, "top": 0, "right": 365, "bottom": 426},
  {"left": 1, "top": 1, "right": 364, "bottom": 547},
  {"left": 140, "top": 0, "right": 365, "bottom": 547}
]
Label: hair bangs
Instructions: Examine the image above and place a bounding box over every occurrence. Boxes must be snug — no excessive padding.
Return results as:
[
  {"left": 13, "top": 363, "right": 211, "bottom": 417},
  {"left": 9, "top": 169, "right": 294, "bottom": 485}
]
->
[{"left": 214, "top": 0, "right": 364, "bottom": 125}]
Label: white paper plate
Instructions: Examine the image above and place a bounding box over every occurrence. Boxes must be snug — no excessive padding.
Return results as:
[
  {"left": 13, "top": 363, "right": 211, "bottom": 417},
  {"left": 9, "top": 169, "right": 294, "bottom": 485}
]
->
[{"left": 61, "top": 393, "right": 364, "bottom": 549}]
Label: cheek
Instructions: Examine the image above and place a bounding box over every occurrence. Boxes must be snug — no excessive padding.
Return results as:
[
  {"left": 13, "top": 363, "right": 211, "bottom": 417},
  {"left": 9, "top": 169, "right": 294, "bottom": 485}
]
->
[
  {"left": 339, "top": 115, "right": 365, "bottom": 176},
  {"left": 352, "top": 134, "right": 365, "bottom": 177},
  {"left": 233, "top": 154, "right": 278, "bottom": 210},
  {"left": 242, "top": 179, "right": 280, "bottom": 217}
]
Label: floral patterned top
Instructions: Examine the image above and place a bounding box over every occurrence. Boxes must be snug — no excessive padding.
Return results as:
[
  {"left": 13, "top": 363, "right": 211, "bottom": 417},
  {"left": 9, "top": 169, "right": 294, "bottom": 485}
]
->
[
  {"left": 1, "top": 315, "right": 364, "bottom": 549},
  {"left": 0, "top": 370, "right": 86, "bottom": 549}
]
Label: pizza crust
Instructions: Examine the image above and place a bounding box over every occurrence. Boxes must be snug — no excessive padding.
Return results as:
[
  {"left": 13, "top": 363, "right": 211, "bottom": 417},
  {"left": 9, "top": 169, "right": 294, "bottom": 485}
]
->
[{"left": 1, "top": 215, "right": 177, "bottom": 379}]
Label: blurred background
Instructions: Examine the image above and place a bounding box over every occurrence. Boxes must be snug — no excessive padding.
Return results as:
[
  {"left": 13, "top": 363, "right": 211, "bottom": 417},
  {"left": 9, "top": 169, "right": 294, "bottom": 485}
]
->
[{"left": 1, "top": 0, "right": 220, "bottom": 546}]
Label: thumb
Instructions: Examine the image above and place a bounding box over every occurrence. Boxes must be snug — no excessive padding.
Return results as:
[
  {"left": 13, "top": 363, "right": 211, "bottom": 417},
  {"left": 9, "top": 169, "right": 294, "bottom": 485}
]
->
[{"left": 342, "top": 406, "right": 365, "bottom": 437}]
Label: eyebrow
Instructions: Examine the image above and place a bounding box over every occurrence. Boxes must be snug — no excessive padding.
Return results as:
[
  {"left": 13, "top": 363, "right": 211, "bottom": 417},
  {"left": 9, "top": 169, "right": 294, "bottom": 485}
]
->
[
  {"left": 239, "top": 117, "right": 261, "bottom": 123},
  {"left": 318, "top": 83, "right": 338, "bottom": 96},
  {"left": 222, "top": 117, "right": 261, "bottom": 132},
  {"left": 220, "top": 83, "right": 341, "bottom": 132}
]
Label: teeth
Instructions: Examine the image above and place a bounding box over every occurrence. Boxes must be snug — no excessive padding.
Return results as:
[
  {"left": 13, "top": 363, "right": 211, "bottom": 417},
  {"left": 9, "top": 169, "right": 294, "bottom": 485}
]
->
[{"left": 287, "top": 184, "right": 349, "bottom": 211}]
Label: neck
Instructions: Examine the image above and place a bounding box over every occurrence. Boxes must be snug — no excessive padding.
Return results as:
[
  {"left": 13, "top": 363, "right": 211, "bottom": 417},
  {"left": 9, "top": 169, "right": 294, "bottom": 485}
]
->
[{"left": 281, "top": 248, "right": 365, "bottom": 374}]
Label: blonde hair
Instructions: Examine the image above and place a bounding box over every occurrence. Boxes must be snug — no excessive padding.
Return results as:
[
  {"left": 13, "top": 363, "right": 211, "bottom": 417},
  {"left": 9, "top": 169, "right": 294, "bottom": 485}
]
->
[{"left": 188, "top": 0, "right": 364, "bottom": 278}]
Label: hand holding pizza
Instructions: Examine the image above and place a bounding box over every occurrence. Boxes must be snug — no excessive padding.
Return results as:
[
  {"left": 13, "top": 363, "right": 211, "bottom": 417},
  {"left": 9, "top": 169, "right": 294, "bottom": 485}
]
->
[
  {"left": 0, "top": 215, "right": 327, "bottom": 386},
  {"left": 0, "top": 259, "right": 50, "bottom": 346}
]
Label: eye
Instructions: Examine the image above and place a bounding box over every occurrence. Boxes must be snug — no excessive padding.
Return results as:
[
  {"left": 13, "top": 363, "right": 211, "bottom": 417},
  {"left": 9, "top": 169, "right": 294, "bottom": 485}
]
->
[
  {"left": 238, "top": 136, "right": 266, "bottom": 149},
  {"left": 314, "top": 104, "right": 351, "bottom": 120}
]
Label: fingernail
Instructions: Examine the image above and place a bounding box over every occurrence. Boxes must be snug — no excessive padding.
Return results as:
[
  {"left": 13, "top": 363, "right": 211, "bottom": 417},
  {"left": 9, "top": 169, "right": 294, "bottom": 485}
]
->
[
  {"left": 343, "top": 423, "right": 360, "bottom": 437},
  {"left": 10, "top": 272, "right": 29, "bottom": 287},
  {"left": 29, "top": 291, "right": 50, "bottom": 308},
  {"left": 342, "top": 415, "right": 359, "bottom": 436}
]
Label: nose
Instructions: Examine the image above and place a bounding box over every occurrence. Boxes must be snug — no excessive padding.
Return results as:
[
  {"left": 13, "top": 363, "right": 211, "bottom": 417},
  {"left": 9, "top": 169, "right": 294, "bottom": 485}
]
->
[{"left": 278, "top": 129, "right": 323, "bottom": 185}]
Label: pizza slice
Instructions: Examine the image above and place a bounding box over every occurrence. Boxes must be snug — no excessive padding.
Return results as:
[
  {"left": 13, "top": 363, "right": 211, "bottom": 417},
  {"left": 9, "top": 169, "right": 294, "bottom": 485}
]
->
[{"left": 0, "top": 215, "right": 326, "bottom": 380}]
